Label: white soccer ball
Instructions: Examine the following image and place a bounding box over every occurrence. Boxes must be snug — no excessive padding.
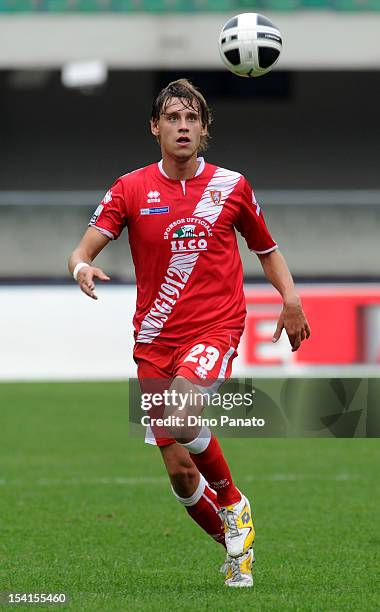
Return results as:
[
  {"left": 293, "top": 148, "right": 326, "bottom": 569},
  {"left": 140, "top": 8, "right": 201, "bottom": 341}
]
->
[{"left": 218, "top": 13, "right": 282, "bottom": 78}]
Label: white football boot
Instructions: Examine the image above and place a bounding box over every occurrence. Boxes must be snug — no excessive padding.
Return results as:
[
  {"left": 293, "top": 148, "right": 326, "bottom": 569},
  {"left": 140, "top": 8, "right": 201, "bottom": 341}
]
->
[
  {"left": 219, "top": 553, "right": 230, "bottom": 575},
  {"left": 218, "top": 493, "right": 255, "bottom": 558},
  {"left": 224, "top": 548, "right": 254, "bottom": 588}
]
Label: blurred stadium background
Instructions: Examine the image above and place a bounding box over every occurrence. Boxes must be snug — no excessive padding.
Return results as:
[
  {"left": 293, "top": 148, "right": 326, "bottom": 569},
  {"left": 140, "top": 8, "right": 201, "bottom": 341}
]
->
[
  {"left": 0, "top": 1, "right": 380, "bottom": 380},
  {"left": 1, "top": 6, "right": 379, "bottom": 610}
]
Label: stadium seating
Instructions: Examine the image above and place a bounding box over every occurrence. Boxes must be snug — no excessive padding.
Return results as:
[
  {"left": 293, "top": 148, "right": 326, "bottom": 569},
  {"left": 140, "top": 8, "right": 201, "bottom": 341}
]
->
[
  {"left": 0, "top": 0, "right": 380, "bottom": 14},
  {"left": 0, "top": 0, "right": 39, "bottom": 10},
  {"left": 333, "top": 0, "right": 380, "bottom": 9}
]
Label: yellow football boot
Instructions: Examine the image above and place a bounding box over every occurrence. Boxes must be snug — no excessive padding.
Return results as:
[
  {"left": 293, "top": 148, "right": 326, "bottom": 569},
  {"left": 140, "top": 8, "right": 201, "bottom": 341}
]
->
[
  {"left": 224, "top": 548, "right": 254, "bottom": 588},
  {"left": 218, "top": 494, "right": 255, "bottom": 557}
]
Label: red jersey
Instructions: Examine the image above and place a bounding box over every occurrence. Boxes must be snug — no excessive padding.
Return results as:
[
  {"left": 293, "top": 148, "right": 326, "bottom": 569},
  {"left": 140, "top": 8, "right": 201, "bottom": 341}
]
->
[{"left": 89, "top": 157, "right": 277, "bottom": 347}]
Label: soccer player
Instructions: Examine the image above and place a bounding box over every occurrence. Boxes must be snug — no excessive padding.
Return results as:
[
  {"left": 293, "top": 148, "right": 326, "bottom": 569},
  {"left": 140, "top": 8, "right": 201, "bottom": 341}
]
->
[{"left": 68, "top": 79, "right": 310, "bottom": 588}]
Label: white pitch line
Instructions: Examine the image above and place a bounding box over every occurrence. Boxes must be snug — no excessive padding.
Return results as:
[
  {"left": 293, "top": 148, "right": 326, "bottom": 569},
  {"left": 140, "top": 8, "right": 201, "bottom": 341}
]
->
[{"left": 0, "top": 474, "right": 363, "bottom": 486}]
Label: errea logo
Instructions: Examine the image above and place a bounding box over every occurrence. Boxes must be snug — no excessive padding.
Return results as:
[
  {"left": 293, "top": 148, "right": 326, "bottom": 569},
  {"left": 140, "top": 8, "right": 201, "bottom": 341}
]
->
[
  {"left": 195, "top": 365, "right": 208, "bottom": 380},
  {"left": 147, "top": 190, "right": 160, "bottom": 203}
]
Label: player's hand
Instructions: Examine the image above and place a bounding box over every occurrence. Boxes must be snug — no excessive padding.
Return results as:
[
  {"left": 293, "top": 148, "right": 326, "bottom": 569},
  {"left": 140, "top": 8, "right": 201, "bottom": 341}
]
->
[
  {"left": 76, "top": 266, "right": 110, "bottom": 300},
  {"left": 272, "top": 297, "right": 311, "bottom": 352}
]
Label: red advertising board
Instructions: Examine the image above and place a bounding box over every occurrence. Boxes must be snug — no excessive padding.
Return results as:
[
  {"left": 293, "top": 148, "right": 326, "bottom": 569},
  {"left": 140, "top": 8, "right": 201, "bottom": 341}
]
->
[{"left": 244, "top": 286, "right": 380, "bottom": 366}]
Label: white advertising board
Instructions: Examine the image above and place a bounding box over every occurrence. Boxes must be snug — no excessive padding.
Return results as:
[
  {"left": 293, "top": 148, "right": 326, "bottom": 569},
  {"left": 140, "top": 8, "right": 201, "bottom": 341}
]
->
[{"left": 1, "top": 285, "right": 379, "bottom": 381}]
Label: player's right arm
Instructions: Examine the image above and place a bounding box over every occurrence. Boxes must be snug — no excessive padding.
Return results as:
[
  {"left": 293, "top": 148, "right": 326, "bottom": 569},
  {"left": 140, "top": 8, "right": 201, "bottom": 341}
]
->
[{"left": 68, "top": 227, "right": 111, "bottom": 300}]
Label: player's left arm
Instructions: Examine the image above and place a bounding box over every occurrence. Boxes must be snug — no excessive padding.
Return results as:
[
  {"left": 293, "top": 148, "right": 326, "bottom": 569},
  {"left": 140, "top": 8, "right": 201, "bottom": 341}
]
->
[{"left": 257, "top": 249, "right": 311, "bottom": 352}]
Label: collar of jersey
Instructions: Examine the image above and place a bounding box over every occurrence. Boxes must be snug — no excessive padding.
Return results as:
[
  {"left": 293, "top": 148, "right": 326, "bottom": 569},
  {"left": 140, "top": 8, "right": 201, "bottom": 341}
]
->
[{"left": 158, "top": 156, "right": 205, "bottom": 180}]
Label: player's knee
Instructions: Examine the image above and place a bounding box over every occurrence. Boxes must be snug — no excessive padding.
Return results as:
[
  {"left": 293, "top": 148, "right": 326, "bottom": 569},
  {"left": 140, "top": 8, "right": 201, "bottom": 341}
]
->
[
  {"left": 160, "top": 442, "right": 199, "bottom": 497},
  {"left": 167, "top": 460, "right": 197, "bottom": 482},
  {"left": 167, "top": 462, "right": 199, "bottom": 497}
]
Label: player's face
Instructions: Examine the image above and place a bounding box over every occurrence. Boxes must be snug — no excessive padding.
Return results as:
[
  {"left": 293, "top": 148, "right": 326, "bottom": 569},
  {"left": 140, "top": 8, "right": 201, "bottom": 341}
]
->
[{"left": 151, "top": 98, "right": 207, "bottom": 161}]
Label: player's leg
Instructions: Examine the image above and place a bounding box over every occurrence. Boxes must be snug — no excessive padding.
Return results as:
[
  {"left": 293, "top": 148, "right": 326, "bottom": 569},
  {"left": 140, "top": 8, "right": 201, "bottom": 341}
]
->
[
  {"left": 174, "top": 398, "right": 255, "bottom": 559},
  {"left": 160, "top": 441, "right": 241, "bottom": 585},
  {"left": 163, "top": 375, "right": 241, "bottom": 506},
  {"left": 134, "top": 340, "right": 250, "bottom": 583},
  {"left": 159, "top": 442, "right": 225, "bottom": 546},
  {"left": 133, "top": 344, "right": 226, "bottom": 548},
  {"left": 165, "top": 337, "right": 255, "bottom": 564}
]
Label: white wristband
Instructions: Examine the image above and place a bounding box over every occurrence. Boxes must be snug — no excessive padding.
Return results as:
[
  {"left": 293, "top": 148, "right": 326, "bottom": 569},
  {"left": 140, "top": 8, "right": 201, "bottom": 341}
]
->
[{"left": 73, "top": 262, "right": 90, "bottom": 281}]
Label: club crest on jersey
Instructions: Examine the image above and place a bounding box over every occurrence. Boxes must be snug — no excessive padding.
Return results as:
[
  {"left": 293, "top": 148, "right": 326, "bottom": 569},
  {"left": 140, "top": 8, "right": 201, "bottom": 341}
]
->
[{"left": 210, "top": 190, "right": 222, "bottom": 206}]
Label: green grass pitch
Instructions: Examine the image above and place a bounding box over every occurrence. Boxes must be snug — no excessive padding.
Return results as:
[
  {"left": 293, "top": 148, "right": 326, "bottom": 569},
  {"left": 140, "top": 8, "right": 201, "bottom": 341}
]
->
[{"left": 0, "top": 382, "right": 379, "bottom": 611}]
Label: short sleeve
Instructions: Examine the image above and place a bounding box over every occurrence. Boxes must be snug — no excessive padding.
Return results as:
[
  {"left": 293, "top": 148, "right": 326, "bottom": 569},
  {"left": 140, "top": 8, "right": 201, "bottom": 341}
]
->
[
  {"left": 235, "top": 176, "right": 278, "bottom": 254},
  {"left": 88, "top": 178, "right": 127, "bottom": 240}
]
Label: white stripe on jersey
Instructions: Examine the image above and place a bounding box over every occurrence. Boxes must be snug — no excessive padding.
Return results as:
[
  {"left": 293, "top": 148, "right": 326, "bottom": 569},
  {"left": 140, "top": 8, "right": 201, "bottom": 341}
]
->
[
  {"left": 137, "top": 252, "right": 199, "bottom": 343},
  {"left": 136, "top": 167, "right": 241, "bottom": 344},
  {"left": 192, "top": 168, "right": 241, "bottom": 225},
  {"left": 217, "top": 345, "right": 236, "bottom": 380}
]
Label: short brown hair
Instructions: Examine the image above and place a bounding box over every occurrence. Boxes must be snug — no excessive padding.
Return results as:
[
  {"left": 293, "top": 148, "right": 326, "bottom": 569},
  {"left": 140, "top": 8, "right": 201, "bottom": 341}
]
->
[{"left": 151, "top": 78, "right": 212, "bottom": 151}]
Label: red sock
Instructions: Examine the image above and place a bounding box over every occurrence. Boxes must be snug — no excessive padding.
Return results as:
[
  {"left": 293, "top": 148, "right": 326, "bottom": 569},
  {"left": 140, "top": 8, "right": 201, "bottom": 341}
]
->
[
  {"left": 190, "top": 435, "right": 241, "bottom": 507},
  {"left": 186, "top": 484, "right": 225, "bottom": 546}
]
